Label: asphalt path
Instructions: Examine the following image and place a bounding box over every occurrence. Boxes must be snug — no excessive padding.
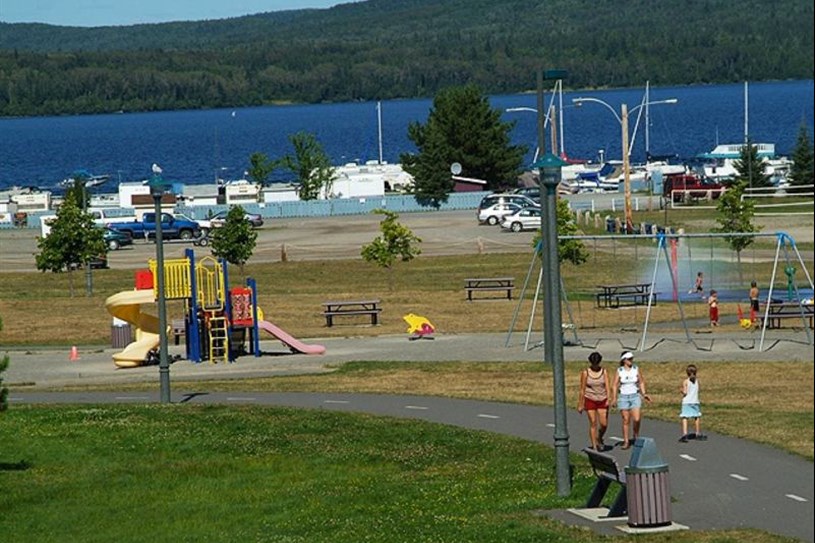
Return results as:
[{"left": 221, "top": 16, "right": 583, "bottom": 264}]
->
[{"left": 6, "top": 332, "right": 814, "bottom": 542}]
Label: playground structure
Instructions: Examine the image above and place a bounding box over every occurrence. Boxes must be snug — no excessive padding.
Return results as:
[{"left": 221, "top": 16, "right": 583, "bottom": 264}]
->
[
  {"left": 507, "top": 231, "right": 814, "bottom": 353},
  {"left": 105, "top": 248, "right": 324, "bottom": 368}
]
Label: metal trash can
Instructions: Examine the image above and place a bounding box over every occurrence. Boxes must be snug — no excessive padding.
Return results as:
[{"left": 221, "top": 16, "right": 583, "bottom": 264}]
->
[
  {"left": 111, "top": 317, "right": 132, "bottom": 349},
  {"left": 606, "top": 217, "right": 616, "bottom": 233},
  {"left": 625, "top": 437, "right": 672, "bottom": 528}
]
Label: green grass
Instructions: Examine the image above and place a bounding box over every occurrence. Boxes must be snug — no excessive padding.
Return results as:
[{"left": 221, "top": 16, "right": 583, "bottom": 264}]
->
[{"left": 0, "top": 404, "right": 792, "bottom": 543}]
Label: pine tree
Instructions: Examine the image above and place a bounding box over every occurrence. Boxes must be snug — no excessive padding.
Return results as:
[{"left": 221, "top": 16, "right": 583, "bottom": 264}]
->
[
  {"left": 789, "top": 124, "right": 814, "bottom": 193},
  {"left": 733, "top": 138, "right": 771, "bottom": 188},
  {"left": 401, "top": 84, "right": 526, "bottom": 206}
]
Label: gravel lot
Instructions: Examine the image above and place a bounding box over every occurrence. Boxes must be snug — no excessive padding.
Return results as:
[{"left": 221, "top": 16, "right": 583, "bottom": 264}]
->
[{"left": 1, "top": 208, "right": 811, "bottom": 273}]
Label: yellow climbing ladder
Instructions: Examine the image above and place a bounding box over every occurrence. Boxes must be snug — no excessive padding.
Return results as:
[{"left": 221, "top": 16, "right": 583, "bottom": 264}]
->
[{"left": 207, "top": 312, "right": 228, "bottom": 364}]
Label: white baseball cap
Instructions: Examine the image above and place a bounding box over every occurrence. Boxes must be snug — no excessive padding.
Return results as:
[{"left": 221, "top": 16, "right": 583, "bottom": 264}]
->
[{"left": 620, "top": 351, "right": 634, "bottom": 360}]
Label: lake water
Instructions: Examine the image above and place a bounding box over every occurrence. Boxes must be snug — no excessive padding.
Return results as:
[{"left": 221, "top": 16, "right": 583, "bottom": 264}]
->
[{"left": 0, "top": 80, "right": 812, "bottom": 191}]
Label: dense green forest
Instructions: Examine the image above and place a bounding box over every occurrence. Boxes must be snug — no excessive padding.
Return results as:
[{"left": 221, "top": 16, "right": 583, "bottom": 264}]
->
[{"left": 0, "top": 0, "right": 812, "bottom": 117}]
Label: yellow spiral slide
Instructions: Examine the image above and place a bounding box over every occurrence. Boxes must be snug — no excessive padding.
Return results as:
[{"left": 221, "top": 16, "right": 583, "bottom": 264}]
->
[{"left": 105, "top": 289, "right": 160, "bottom": 368}]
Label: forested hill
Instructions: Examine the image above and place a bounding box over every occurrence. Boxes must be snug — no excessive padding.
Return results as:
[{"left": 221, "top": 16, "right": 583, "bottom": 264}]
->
[{"left": 0, "top": 0, "right": 812, "bottom": 117}]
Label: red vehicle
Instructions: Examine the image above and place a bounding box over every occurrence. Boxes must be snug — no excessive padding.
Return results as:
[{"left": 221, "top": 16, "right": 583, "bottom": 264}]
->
[{"left": 663, "top": 173, "right": 725, "bottom": 202}]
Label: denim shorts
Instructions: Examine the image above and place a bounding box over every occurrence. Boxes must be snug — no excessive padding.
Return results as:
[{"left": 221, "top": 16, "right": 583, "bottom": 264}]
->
[{"left": 617, "top": 393, "right": 642, "bottom": 410}]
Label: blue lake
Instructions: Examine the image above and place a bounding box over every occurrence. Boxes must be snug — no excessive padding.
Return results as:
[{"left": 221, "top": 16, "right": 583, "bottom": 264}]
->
[{"left": 0, "top": 80, "right": 812, "bottom": 191}]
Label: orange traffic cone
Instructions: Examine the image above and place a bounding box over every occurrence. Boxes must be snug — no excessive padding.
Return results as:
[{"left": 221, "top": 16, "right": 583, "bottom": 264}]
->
[{"left": 70, "top": 345, "right": 80, "bottom": 361}]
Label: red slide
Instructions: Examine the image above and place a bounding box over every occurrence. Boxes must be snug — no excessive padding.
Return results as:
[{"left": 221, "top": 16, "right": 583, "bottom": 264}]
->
[{"left": 257, "top": 320, "right": 326, "bottom": 355}]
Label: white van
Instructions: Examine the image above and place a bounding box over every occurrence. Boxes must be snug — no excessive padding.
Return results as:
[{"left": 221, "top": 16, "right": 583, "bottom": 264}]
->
[{"left": 39, "top": 207, "right": 136, "bottom": 237}]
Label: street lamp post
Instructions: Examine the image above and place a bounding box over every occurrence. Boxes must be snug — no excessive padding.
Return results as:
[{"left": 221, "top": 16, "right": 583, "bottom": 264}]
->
[
  {"left": 532, "top": 152, "right": 571, "bottom": 497},
  {"left": 572, "top": 96, "right": 678, "bottom": 233},
  {"left": 149, "top": 174, "right": 172, "bottom": 404},
  {"left": 505, "top": 107, "right": 554, "bottom": 164}
]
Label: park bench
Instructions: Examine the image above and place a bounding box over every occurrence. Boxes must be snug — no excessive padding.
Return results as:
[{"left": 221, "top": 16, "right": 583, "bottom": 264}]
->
[
  {"left": 758, "top": 301, "right": 814, "bottom": 329},
  {"left": 596, "top": 283, "right": 659, "bottom": 309},
  {"left": 464, "top": 277, "right": 515, "bottom": 301},
  {"left": 322, "top": 299, "right": 382, "bottom": 327},
  {"left": 582, "top": 447, "right": 628, "bottom": 518}
]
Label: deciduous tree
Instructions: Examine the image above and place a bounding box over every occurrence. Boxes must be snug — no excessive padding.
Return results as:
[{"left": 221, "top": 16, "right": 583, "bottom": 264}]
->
[
  {"left": 361, "top": 209, "right": 421, "bottom": 291},
  {"left": 247, "top": 152, "right": 276, "bottom": 186},
  {"left": 210, "top": 205, "right": 258, "bottom": 276},
  {"left": 35, "top": 192, "right": 105, "bottom": 297},
  {"left": 715, "top": 180, "right": 760, "bottom": 284},
  {"left": 280, "top": 132, "right": 335, "bottom": 200}
]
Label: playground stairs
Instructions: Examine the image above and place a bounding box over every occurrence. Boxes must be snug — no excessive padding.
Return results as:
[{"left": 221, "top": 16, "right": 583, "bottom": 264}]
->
[{"left": 207, "top": 312, "right": 229, "bottom": 364}]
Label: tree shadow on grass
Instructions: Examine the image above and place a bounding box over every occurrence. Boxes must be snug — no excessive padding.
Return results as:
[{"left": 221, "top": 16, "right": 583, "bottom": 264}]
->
[{"left": 0, "top": 460, "right": 31, "bottom": 471}]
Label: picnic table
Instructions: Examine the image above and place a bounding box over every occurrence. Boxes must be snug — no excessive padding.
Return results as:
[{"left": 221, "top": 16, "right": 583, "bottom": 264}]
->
[
  {"left": 596, "top": 283, "right": 658, "bottom": 309},
  {"left": 464, "top": 277, "right": 515, "bottom": 301},
  {"left": 759, "top": 301, "right": 814, "bottom": 329},
  {"left": 322, "top": 299, "right": 382, "bottom": 327}
]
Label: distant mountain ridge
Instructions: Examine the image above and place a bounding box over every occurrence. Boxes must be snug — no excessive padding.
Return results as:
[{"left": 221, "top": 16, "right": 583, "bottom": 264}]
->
[{"left": 0, "top": 0, "right": 812, "bottom": 117}]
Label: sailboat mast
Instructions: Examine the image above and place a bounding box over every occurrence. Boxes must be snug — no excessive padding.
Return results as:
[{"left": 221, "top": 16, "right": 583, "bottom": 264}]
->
[
  {"left": 557, "top": 79, "right": 565, "bottom": 157},
  {"left": 743, "top": 81, "right": 749, "bottom": 144},
  {"left": 645, "top": 81, "right": 650, "bottom": 159},
  {"left": 377, "top": 101, "right": 384, "bottom": 165}
]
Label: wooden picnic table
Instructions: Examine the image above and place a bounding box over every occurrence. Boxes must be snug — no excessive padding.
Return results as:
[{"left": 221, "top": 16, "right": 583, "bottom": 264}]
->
[
  {"left": 464, "top": 277, "right": 515, "bottom": 301},
  {"left": 322, "top": 299, "right": 382, "bottom": 327},
  {"left": 595, "top": 283, "right": 658, "bottom": 309},
  {"left": 759, "top": 301, "right": 814, "bottom": 329}
]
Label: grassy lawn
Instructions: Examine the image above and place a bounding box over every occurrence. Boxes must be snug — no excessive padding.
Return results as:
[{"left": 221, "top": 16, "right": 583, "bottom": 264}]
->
[{"left": 0, "top": 404, "right": 796, "bottom": 543}]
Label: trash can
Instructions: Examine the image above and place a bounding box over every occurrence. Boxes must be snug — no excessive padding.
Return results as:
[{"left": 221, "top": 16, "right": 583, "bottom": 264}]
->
[
  {"left": 625, "top": 437, "right": 672, "bottom": 528},
  {"left": 111, "top": 317, "right": 132, "bottom": 349}
]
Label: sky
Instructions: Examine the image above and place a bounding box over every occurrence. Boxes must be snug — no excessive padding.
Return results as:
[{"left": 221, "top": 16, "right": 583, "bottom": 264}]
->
[{"left": 0, "top": 0, "right": 344, "bottom": 27}]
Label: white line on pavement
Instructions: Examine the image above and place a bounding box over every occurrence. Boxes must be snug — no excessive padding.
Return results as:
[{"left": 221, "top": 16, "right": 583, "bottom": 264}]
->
[
  {"left": 115, "top": 396, "right": 151, "bottom": 400},
  {"left": 477, "top": 414, "right": 500, "bottom": 419},
  {"left": 404, "top": 405, "right": 429, "bottom": 410},
  {"left": 226, "top": 397, "right": 256, "bottom": 402},
  {"left": 324, "top": 400, "right": 350, "bottom": 404},
  {"left": 729, "top": 473, "right": 749, "bottom": 481},
  {"left": 679, "top": 454, "right": 697, "bottom": 461},
  {"left": 785, "top": 494, "right": 808, "bottom": 502}
]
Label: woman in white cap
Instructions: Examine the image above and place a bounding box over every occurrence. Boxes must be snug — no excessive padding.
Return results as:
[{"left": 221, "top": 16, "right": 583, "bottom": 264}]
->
[{"left": 610, "top": 351, "right": 651, "bottom": 449}]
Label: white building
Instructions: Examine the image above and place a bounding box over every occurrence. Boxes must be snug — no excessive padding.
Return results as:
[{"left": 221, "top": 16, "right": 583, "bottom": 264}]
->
[{"left": 323, "top": 161, "right": 414, "bottom": 199}]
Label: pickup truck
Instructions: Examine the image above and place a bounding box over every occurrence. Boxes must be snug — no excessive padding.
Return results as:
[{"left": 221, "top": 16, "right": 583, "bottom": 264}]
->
[
  {"left": 109, "top": 212, "right": 201, "bottom": 241},
  {"left": 663, "top": 173, "right": 725, "bottom": 202}
]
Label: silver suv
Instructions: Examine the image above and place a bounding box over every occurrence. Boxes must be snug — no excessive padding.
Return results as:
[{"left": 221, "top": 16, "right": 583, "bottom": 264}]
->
[{"left": 478, "top": 193, "right": 538, "bottom": 211}]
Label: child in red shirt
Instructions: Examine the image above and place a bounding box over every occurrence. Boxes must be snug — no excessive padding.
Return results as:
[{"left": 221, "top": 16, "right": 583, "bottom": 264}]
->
[{"left": 708, "top": 289, "right": 719, "bottom": 326}]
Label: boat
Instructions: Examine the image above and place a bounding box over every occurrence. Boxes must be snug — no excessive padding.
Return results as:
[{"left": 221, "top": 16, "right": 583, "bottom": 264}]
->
[
  {"left": 695, "top": 82, "right": 790, "bottom": 185},
  {"left": 59, "top": 173, "right": 111, "bottom": 189}
]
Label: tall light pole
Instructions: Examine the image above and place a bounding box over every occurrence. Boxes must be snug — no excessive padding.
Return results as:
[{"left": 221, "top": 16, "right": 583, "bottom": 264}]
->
[
  {"left": 572, "top": 96, "right": 678, "bottom": 233},
  {"left": 532, "top": 152, "right": 570, "bottom": 497},
  {"left": 149, "top": 172, "right": 172, "bottom": 404},
  {"left": 505, "top": 107, "right": 554, "bottom": 163}
]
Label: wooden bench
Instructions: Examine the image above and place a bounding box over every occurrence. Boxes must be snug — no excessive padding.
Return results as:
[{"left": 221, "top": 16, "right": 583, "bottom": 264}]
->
[
  {"left": 322, "top": 300, "right": 382, "bottom": 327},
  {"left": 758, "top": 302, "right": 814, "bottom": 329},
  {"left": 582, "top": 447, "right": 628, "bottom": 517},
  {"left": 171, "top": 318, "right": 186, "bottom": 345},
  {"left": 464, "top": 277, "right": 515, "bottom": 301},
  {"left": 596, "top": 283, "right": 658, "bottom": 309}
]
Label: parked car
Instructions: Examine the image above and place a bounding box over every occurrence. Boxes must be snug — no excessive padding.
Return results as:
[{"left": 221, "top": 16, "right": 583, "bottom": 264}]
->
[
  {"left": 68, "top": 254, "right": 108, "bottom": 271},
  {"left": 478, "top": 193, "right": 538, "bottom": 211},
  {"left": 209, "top": 210, "right": 264, "bottom": 228},
  {"left": 512, "top": 186, "right": 541, "bottom": 203},
  {"left": 102, "top": 227, "right": 133, "bottom": 251},
  {"left": 478, "top": 202, "right": 522, "bottom": 225},
  {"left": 500, "top": 206, "right": 542, "bottom": 232}
]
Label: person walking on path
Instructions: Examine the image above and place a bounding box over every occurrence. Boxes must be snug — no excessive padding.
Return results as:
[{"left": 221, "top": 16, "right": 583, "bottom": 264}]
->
[
  {"left": 577, "top": 351, "right": 611, "bottom": 451},
  {"left": 749, "top": 281, "right": 760, "bottom": 323},
  {"left": 610, "top": 351, "right": 651, "bottom": 450},
  {"left": 679, "top": 364, "right": 707, "bottom": 442},
  {"left": 708, "top": 289, "right": 719, "bottom": 326}
]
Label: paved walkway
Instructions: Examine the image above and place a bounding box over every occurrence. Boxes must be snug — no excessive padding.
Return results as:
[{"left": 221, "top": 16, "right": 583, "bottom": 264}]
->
[{"left": 4, "top": 331, "right": 814, "bottom": 541}]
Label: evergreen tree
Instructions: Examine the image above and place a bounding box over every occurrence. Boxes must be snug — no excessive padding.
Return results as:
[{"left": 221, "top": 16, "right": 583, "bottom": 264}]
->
[
  {"left": 733, "top": 138, "right": 771, "bottom": 188},
  {"left": 789, "top": 124, "right": 814, "bottom": 193},
  {"left": 35, "top": 192, "right": 105, "bottom": 297},
  {"left": 401, "top": 84, "right": 526, "bottom": 206},
  {"left": 210, "top": 205, "right": 258, "bottom": 276},
  {"left": 361, "top": 209, "right": 422, "bottom": 291},
  {"left": 280, "top": 132, "right": 335, "bottom": 200},
  {"left": 715, "top": 180, "right": 760, "bottom": 284}
]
